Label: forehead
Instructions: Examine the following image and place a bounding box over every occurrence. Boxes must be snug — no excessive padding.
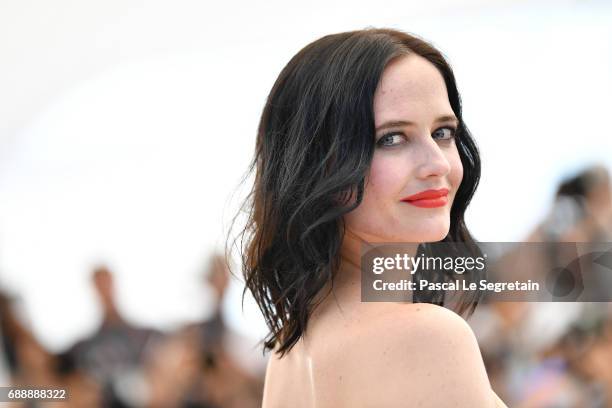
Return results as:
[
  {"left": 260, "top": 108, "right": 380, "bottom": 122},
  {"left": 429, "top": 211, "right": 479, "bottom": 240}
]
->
[{"left": 373, "top": 54, "right": 453, "bottom": 124}]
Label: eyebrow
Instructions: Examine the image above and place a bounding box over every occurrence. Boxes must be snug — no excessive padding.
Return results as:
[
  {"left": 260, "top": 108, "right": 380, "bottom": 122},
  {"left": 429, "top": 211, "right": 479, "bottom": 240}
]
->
[{"left": 375, "top": 115, "right": 459, "bottom": 133}]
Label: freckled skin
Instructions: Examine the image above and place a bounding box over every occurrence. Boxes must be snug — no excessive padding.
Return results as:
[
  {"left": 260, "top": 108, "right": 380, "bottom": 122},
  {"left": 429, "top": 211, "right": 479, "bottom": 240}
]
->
[
  {"left": 343, "top": 54, "right": 463, "bottom": 244},
  {"left": 262, "top": 55, "right": 506, "bottom": 408}
]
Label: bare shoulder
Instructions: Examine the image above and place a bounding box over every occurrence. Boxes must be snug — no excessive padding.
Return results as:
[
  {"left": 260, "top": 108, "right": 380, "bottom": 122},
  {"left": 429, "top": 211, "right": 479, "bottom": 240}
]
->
[
  {"left": 339, "top": 302, "right": 498, "bottom": 407},
  {"left": 262, "top": 302, "right": 505, "bottom": 408}
]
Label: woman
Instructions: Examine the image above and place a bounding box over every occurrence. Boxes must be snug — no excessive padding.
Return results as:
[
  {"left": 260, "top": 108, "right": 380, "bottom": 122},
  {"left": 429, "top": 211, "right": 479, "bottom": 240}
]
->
[{"left": 232, "top": 28, "right": 508, "bottom": 407}]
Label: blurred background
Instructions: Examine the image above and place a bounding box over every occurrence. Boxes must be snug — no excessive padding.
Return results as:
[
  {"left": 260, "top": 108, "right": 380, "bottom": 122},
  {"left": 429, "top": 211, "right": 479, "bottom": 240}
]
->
[{"left": 1, "top": 0, "right": 611, "bottom": 406}]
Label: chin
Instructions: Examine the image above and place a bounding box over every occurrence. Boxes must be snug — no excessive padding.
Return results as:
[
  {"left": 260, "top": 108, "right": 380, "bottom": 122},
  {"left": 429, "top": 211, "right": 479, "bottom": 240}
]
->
[
  {"left": 383, "top": 228, "right": 448, "bottom": 243},
  {"left": 422, "top": 233, "right": 449, "bottom": 243},
  {"left": 353, "top": 219, "right": 450, "bottom": 243},
  {"left": 410, "top": 224, "right": 450, "bottom": 243}
]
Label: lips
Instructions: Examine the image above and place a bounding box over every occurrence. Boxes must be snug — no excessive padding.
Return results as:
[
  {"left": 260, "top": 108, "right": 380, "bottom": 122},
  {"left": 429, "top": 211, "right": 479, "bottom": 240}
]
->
[{"left": 401, "top": 188, "right": 449, "bottom": 208}]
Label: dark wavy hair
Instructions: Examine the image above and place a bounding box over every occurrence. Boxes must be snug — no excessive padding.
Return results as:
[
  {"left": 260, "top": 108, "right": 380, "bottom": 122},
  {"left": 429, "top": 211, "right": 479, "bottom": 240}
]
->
[{"left": 228, "top": 28, "right": 483, "bottom": 357}]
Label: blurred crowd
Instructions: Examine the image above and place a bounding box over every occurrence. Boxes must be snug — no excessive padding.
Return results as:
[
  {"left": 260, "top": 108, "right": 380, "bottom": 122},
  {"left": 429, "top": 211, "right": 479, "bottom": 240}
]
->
[
  {"left": 470, "top": 164, "right": 612, "bottom": 407},
  {"left": 0, "top": 255, "right": 264, "bottom": 408},
  {"left": 2, "top": 163, "right": 612, "bottom": 408}
]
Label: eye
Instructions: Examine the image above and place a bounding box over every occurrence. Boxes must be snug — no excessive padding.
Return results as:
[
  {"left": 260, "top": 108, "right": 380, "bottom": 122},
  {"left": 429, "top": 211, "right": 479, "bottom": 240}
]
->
[
  {"left": 376, "top": 132, "right": 406, "bottom": 148},
  {"left": 432, "top": 126, "right": 457, "bottom": 141}
]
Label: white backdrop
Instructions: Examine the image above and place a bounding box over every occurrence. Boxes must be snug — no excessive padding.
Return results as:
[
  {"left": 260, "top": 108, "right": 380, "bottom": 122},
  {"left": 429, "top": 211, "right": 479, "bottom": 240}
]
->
[{"left": 0, "top": 0, "right": 611, "bottom": 351}]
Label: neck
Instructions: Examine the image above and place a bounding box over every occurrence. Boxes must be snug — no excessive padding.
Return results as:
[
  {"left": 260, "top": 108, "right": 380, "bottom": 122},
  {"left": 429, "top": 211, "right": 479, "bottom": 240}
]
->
[{"left": 333, "top": 229, "right": 420, "bottom": 304}]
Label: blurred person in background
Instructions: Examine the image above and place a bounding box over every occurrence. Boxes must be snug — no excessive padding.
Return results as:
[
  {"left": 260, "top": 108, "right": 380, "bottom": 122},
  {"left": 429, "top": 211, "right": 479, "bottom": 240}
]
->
[
  {"left": 190, "top": 253, "right": 264, "bottom": 406},
  {"left": 0, "top": 288, "right": 14, "bottom": 386},
  {"left": 3, "top": 258, "right": 265, "bottom": 408},
  {"left": 146, "top": 253, "right": 262, "bottom": 408},
  {"left": 62, "top": 265, "right": 161, "bottom": 407},
  {"left": 471, "top": 164, "right": 612, "bottom": 406},
  {"left": 534, "top": 316, "right": 612, "bottom": 407},
  {"left": 537, "top": 164, "right": 612, "bottom": 243},
  {"left": 54, "top": 350, "right": 104, "bottom": 407},
  {"left": 0, "top": 288, "right": 61, "bottom": 407},
  {"left": 505, "top": 308, "right": 612, "bottom": 407},
  {"left": 197, "top": 254, "right": 230, "bottom": 357},
  {"left": 142, "top": 327, "right": 203, "bottom": 408},
  {"left": 193, "top": 254, "right": 264, "bottom": 407},
  {"left": 0, "top": 316, "right": 9, "bottom": 386},
  {"left": 142, "top": 253, "right": 263, "bottom": 407}
]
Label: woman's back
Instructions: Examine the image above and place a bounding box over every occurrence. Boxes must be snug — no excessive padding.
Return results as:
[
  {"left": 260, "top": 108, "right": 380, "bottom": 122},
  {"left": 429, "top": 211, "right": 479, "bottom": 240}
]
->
[{"left": 263, "top": 300, "right": 506, "bottom": 407}]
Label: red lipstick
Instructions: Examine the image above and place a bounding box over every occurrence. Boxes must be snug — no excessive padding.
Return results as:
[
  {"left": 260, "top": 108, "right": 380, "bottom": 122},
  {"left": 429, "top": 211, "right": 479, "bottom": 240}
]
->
[{"left": 401, "top": 188, "right": 449, "bottom": 208}]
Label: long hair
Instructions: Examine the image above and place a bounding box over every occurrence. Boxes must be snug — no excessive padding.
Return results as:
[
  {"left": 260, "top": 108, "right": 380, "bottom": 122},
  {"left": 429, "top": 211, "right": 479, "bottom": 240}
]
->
[{"left": 229, "top": 28, "right": 483, "bottom": 357}]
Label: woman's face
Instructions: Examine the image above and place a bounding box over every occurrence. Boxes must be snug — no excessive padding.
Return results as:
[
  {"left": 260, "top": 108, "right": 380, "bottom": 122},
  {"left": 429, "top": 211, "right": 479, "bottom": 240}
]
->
[{"left": 344, "top": 54, "right": 464, "bottom": 243}]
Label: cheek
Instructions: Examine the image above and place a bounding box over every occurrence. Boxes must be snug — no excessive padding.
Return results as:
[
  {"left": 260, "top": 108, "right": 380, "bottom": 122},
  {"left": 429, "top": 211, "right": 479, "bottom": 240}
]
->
[
  {"left": 343, "top": 154, "right": 407, "bottom": 233},
  {"left": 448, "top": 148, "right": 464, "bottom": 198},
  {"left": 366, "top": 154, "right": 406, "bottom": 200}
]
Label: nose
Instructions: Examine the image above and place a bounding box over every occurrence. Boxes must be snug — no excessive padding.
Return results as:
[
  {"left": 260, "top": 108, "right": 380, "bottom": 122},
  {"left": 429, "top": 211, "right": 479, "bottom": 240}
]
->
[{"left": 413, "top": 137, "right": 452, "bottom": 180}]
